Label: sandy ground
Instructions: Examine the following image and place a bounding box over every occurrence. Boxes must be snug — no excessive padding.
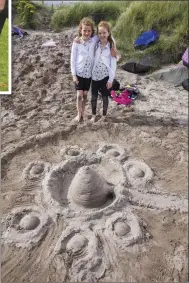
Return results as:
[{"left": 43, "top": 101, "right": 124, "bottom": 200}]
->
[{"left": 1, "top": 28, "right": 188, "bottom": 282}]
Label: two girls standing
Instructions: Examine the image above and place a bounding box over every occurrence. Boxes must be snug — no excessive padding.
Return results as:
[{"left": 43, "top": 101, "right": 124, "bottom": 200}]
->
[{"left": 70, "top": 17, "right": 117, "bottom": 122}]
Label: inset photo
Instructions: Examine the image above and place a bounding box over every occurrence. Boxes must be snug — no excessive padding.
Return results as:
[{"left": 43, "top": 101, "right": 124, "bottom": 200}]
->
[{"left": 0, "top": 0, "right": 11, "bottom": 94}]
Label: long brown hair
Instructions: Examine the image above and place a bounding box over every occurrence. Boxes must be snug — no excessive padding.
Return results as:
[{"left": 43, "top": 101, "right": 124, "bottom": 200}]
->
[
  {"left": 97, "top": 21, "right": 115, "bottom": 48},
  {"left": 78, "top": 17, "right": 95, "bottom": 37}
]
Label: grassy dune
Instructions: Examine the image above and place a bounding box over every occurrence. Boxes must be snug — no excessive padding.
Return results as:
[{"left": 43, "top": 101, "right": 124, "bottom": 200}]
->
[
  {"left": 51, "top": 1, "right": 130, "bottom": 31},
  {"left": 114, "top": 1, "right": 188, "bottom": 60},
  {"left": 0, "top": 19, "right": 8, "bottom": 92},
  {"left": 15, "top": 1, "right": 188, "bottom": 64},
  {"left": 51, "top": 1, "right": 188, "bottom": 62}
]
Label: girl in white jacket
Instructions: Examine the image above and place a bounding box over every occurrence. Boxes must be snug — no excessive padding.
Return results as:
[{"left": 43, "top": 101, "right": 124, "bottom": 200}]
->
[
  {"left": 71, "top": 17, "right": 99, "bottom": 122},
  {"left": 91, "top": 21, "right": 117, "bottom": 122}
]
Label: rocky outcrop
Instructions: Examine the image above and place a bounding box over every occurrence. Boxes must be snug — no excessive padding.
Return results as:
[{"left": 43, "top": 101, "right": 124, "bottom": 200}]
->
[{"left": 149, "top": 64, "right": 188, "bottom": 85}]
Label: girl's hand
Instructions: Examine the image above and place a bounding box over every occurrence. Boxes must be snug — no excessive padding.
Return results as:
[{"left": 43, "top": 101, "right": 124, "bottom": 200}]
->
[
  {"left": 73, "top": 36, "right": 81, "bottom": 44},
  {"left": 106, "top": 82, "right": 112, "bottom": 89},
  {"left": 73, "top": 75, "right": 79, "bottom": 85}
]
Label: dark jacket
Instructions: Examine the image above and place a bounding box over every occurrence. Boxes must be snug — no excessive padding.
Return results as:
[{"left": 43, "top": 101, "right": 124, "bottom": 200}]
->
[
  {"left": 1, "top": 0, "right": 8, "bottom": 18},
  {"left": 0, "top": 0, "right": 8, "bottom": 34}
]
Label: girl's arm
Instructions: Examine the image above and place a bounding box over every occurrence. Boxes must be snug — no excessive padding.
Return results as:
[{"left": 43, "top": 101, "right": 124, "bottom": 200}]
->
[
  {"left": 73, "top": 34, "right": 99, "bottom": 44},
  {"left": 73, "top": 36, "right": 80, "bottom": 44},
  {"left": 110, "top": 46, "right": 117, "bottom": 58},
  {"left": 108, "top": 56, "right": 117, "bottom": 84},
  {"left": 70, "top": 42, "right": 78, "bottom": 82},
  {"left": 91, "top": 34, "right": 99, "bottom": 44},
  {"left": 110, "top": 37, "right": 120, "bottom": 60}
]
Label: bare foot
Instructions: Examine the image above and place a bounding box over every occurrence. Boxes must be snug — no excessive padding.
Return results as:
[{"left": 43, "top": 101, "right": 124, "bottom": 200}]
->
[
  {"left": 81, "top": 114, "right": 88, "bottom": 121},
  {"left": 90, "top": 116, "right": 96, "bottom": 123},
  {"left": 99, "top": 116, "right": 107, "bottom": 122},
  {"left": 74, "top": 115, "right": 81, "bottom": 122}
]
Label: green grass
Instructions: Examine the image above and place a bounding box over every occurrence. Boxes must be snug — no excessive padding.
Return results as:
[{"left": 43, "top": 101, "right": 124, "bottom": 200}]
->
[
  {"left": 51, "top": 1, "right": 130, "bottom": 31},
  {"left": 0, "top": 19, "right": 8, "bottom": 92},
  {"left": 15, "top": 0, "right": 52, "bottom": 30},
  {"left": 114, "top": 1, "right": 188, "bottom": 62},
  {"left": 50, "top": 0, "right": 188, "bottom": 64},
  {"left": 14, "top": 1, "right": 188, "bottom": 66}
]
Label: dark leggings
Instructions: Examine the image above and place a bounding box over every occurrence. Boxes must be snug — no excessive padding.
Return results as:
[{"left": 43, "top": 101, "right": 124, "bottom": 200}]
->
[{"left": 91, "top": 76, "right": 110, "bottom": 116}]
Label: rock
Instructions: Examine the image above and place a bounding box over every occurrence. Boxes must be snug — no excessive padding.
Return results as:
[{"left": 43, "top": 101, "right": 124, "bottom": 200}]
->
[
  {"left": 121, "top": 52, "right": 182, "bottom": 75},
  {"left": 149, "top": 65, "right": 188, "bottom": 85},
  {"left": 182, "top": 79, "right": 189, "bottom": 91},
  {"left": 121, "top": 55, "right": 161, "bottom": 74}
]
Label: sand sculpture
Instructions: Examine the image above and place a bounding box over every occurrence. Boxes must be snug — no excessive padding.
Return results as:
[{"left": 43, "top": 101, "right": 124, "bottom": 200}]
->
[
  {"left": 68, "top": 166, "right": 114, "bottom": 208},
  {"left": 1, "top": 26, "right": 188, "bottom": 282},
  {"left": 2, "top": 143, "right": 188, "bottom": 281},
  {"left": 2, "top": 206, "right": 49, "bottom": 248}
]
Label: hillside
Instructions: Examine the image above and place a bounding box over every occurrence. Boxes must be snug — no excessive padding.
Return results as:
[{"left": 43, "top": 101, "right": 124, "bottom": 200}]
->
[{"left": 14, "top": 0, "right": 188, "bottom": 64}]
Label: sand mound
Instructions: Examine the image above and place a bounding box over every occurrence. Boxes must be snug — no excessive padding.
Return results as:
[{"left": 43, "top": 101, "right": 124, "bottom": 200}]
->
[
  {"left": 114, "top": 221, "right": 131, "bottom": 236},
  {"left": 19, "top": 215, "right": 40, "bottom": 230},
  {"left": 68, "top": 166, "right": 114, "bottom": 208},
  {"left": 66, "top": 234, "right": 88, "bottom": 254}
]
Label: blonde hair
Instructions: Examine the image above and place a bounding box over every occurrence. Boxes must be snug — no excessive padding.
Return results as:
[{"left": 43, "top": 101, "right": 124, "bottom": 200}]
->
[
  {"left": 97, "top": 21, "right": 115, "bottom": 48},
  {"left": 78, "top": 17, "right": 95, "bottom": 37}
]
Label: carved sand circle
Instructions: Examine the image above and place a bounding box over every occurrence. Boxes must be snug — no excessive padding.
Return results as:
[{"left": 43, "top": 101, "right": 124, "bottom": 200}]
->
[
  {"left": 19, "top": 215, "right": 40, "bottom": 230},
  {"left": 129, "top": 167, "right": 145, "bottom": 178},
  {"left": 114, "top": 221, "right": 131, "bottom": 236},
  {"left": 60, "top": 145, "right": 84, "bottom": 159},
  {"left": 30, "top": 164, "right": 44, "bottom": 175},
  {"left": 123, "top": 159, "right": 153, "bottom": 187},
  {"left": 66, "top": 234, "right": 88, "bottom": 254},
  {"left": 23, "top": 161, "right": 49, "bottom": 180},
  {"left": 97, "top": 143, "right": 126, "bottom": 160},
  {"left": 2, "top": 206, "right": 50, "bottom": 248}
]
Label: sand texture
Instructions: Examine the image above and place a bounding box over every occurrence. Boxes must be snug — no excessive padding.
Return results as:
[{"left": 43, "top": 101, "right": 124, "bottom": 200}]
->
[{"left": 1, "top": 28, "right": 188, "bottom": 282}]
